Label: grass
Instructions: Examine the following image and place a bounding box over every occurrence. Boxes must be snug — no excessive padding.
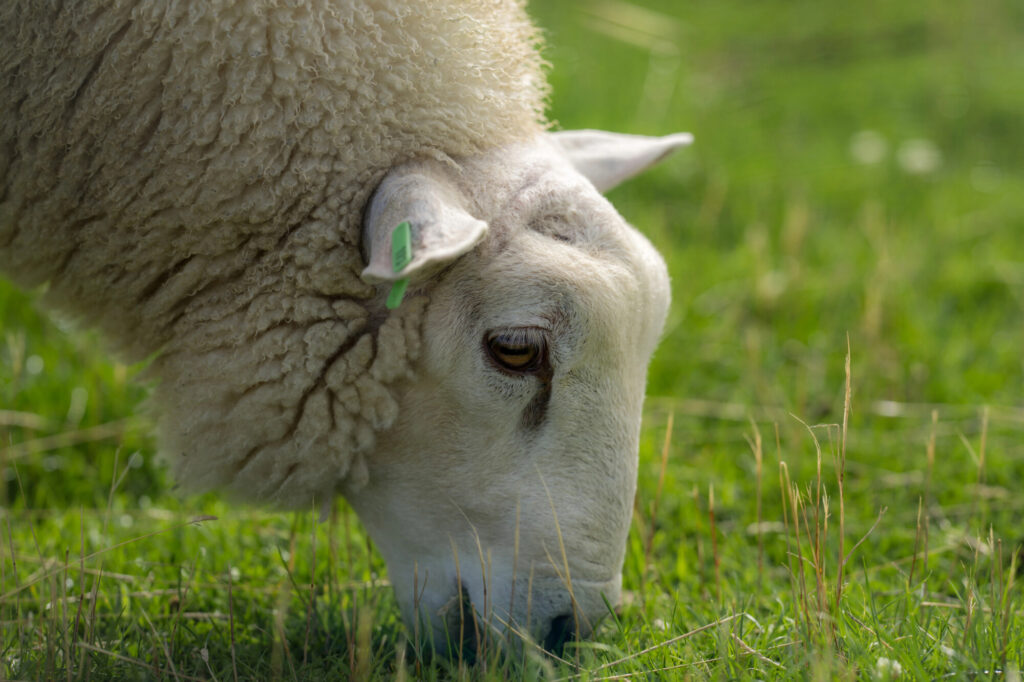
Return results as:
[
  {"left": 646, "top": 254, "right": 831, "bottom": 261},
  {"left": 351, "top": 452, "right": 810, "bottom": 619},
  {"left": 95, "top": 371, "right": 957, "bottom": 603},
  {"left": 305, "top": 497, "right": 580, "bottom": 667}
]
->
[{"left": 3, "top": 0, "right": 1023, "bottom": 678}]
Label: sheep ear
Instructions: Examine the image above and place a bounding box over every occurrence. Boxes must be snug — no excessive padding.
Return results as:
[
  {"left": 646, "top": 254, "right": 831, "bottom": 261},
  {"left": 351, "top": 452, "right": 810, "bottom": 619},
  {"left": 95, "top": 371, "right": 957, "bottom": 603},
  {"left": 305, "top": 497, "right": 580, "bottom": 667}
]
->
[
  {"left": 361, "top": 169, "right": 488, "bottom": 285},
  {"left": 548, "top": 129, "right": 693, "bottom": 193}
]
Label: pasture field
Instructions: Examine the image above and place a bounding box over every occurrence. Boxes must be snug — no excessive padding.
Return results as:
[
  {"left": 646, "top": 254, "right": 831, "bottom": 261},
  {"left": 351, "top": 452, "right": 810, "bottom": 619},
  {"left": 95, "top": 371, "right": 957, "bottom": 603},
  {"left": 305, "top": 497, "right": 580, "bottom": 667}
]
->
[{"left": 3, "top": 0, "right": 1023, "bottom": 679}]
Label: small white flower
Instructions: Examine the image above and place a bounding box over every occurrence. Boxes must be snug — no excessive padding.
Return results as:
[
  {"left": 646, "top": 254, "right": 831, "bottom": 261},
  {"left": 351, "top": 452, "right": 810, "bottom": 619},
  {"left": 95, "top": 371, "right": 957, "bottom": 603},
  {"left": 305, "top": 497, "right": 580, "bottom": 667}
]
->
[
  {"left": 875, "top": 656, "right": 903, "bottom": 679},
  {"left": 43, "top": 455, "right": 64, "bottom": 472},
  {"left": 897, "top": 139, "right": 941, "bottom": 174},
  {"left": 850, "top": 130, "right": 888, "bottom": 165},
  {"left": 26, "top": 355, "right": 44, "bottom": 375}
]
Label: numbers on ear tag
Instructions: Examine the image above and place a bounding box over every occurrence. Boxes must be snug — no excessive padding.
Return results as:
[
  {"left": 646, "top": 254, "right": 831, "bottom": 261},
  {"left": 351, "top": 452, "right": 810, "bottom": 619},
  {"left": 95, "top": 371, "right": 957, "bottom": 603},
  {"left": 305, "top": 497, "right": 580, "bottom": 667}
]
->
[{"left": 386, "top": 221, "right": 413, "bottom": 310}]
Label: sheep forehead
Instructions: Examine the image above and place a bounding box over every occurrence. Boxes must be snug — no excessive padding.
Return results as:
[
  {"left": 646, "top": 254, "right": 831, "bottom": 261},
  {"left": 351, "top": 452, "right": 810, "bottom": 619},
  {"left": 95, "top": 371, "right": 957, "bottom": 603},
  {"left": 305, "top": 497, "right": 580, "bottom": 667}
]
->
[
  {"left": 458, "top": 136, "right": 595, "bottom": 217},
  {"left": 474, "top": 220, "right": 669, "bottom": 369},
  {"left": 471, "top": 236, "right": 662, "bottom": 353}
]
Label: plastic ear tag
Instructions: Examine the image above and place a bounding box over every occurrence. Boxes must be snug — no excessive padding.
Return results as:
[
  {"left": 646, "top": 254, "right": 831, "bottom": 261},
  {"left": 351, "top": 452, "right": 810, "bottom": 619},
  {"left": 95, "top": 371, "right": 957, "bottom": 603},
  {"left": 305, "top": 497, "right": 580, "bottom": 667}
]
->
[{"left": 386, "top": 221, "right": 412, "bottom": 310}]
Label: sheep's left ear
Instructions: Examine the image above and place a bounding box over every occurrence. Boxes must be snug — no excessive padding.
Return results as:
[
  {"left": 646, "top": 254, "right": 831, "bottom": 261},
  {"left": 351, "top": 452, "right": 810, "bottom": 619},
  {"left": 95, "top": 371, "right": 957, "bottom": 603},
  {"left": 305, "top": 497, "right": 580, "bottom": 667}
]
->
[
  {"left": 548, "top": 129, "right": 693, "bottom": 193},
  {"left": 361, "top": 166, "right": 488, "bottom": 285}
]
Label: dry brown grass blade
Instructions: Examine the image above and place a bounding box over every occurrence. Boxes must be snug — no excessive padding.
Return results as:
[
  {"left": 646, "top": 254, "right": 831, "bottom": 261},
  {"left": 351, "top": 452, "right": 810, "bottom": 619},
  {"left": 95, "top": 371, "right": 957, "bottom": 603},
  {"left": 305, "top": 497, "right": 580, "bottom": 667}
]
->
[
  {"left": 75, "top": 641, "right": 206, "bottom": 682},
  {"left": 643, "top": 412, "right": 673, "bottom": 573},
  {"left": 139, "top": 604, "right": 182, "bottom": 682},
  {"left": 582, "top": 613, "right": 742, "bottom": 675},
  {"left": 0, "top": 515, "right": 217, "bottom": 602},
  {"left": 647, "top": 396, "right": 1024, "bottom": 427},
  {"left": 580, "top": 0, "right": 682, "bottom": 52},
  {"left": 487, "top": 609, "right": 577, "bottom": 670},
  {"left": 509, "top": 499, "right": 521, "bottom": 652},
  {"left": 579, "top": 640, "right": 799, "bottom": 681},
  {"left": 909, "top": 496, "right": 925, "bottom": 588},
  {"left": 0, "top": 409, "right": 52, "bottom": 430},
  {"left": 227, "top": 564, "right": 239, "bottom": 682},
  {"left": 841, "top": 507, "right": 888, "bottom": 571},
  {"left": 746, "top": 419, "right": 765, "bottom": 586},
  {"left": 730, "top": 632, "right": 784, "bottom": 669},
  {"left": 0, "top": 418, "right": 140, "bottom": 461},
  {"left": 536, "top": 466, "right": 584, "bottom": 642},
  {"left": 303, "top": 505, "right": 317, "bottom": 667},
  {"left": 919, "top": 410, "right": 938, "bottom": 580},
  {"left": 835, "top": 336, "right": 851, "bottom": 611},
  {"left": 708, "top": 484, "right": 721, "bottom": 600}
]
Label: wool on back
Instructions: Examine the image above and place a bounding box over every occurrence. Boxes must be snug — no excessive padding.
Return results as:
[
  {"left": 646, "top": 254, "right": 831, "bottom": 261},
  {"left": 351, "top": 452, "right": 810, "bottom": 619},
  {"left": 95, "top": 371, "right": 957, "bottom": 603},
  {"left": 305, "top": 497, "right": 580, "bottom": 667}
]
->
[{"left": 0, "top": 0, "right": 549, "bottom": 504}]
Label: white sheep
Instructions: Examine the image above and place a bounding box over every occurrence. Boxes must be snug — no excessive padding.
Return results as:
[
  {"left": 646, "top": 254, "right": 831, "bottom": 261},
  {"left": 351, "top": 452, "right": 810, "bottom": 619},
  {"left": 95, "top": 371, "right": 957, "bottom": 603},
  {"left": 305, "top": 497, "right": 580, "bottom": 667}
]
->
[{"left": 0, "top": 0, "right": 691, "bottom": 654}]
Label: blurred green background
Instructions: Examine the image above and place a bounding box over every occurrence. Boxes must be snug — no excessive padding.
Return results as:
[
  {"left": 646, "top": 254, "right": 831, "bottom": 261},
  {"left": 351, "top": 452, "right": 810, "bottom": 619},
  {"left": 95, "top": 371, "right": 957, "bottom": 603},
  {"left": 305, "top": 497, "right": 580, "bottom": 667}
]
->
[{"left": 535, "top": 0, "right": 1023, "bottom": 410}]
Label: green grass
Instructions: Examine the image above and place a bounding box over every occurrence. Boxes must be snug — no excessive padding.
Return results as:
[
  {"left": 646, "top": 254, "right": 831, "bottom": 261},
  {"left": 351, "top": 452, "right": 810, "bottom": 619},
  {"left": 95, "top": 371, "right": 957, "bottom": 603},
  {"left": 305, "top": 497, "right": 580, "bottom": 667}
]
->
[{"left": 3, "top": 0, "right": 1023, "bottom": 678}]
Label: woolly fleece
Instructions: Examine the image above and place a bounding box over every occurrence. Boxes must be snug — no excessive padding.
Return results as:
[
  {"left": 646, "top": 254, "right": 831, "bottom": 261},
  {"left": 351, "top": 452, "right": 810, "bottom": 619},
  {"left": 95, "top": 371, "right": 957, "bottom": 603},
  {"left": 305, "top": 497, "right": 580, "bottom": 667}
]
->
[{"left": 0, "top": 0, "right": 549, "bottom": 505}]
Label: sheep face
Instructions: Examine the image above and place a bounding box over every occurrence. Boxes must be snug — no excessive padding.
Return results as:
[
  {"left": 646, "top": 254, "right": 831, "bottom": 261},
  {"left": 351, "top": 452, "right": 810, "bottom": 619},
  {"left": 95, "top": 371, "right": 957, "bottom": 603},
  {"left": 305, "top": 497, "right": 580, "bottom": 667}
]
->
[{"left": 349, "top": 131, "right": 689, "bottom": 653}]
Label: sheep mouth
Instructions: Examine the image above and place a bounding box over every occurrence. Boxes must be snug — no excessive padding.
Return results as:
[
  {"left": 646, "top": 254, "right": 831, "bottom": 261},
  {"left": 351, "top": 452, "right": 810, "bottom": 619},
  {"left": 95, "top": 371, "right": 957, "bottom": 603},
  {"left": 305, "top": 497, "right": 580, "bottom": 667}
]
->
[
  {"left": 436, "top": 582, "right": 481, "bottom": 660},
  {"left": 434, "top": 581, "right": 582, "bottom": 658},
  {"left": 542, "top": 612, "right": 578, "bottom": 656}
]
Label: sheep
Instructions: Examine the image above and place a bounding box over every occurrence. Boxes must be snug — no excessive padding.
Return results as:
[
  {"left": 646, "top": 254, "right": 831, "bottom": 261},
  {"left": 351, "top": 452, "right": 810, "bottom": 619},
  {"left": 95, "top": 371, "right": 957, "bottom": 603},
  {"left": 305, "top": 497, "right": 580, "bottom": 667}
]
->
[{"left": 0, "top": 0, "right": 691, "bottom": 654}]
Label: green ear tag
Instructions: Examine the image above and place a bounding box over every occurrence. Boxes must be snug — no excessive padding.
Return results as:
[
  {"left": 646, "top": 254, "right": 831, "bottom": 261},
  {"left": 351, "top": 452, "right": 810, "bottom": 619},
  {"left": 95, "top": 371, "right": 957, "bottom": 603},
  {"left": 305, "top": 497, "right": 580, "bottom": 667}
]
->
[{"left": 386, "top": 221, "right": 412, "bottom": 310}]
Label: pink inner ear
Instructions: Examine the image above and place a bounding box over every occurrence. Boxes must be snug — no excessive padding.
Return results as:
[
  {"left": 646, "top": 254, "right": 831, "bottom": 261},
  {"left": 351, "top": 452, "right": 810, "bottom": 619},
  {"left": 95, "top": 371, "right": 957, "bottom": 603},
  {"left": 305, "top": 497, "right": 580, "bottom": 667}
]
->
[{"left": 548, "top": 130, "right": 693, "bottom": 193}]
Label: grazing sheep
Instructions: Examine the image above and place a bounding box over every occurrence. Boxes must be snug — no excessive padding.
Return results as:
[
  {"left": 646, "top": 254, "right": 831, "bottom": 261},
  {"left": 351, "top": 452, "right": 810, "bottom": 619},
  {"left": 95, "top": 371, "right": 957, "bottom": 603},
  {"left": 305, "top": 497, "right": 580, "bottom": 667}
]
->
[{"left": 0, "top": 0, "right": 690, "bottom": 653}]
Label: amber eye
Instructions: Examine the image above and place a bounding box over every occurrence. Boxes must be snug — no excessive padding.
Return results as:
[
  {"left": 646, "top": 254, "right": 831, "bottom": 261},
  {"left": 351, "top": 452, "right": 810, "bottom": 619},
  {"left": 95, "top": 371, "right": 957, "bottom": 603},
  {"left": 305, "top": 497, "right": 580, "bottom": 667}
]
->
[{"left": 485, "top": 329, "right": 547, "bottom": 373}]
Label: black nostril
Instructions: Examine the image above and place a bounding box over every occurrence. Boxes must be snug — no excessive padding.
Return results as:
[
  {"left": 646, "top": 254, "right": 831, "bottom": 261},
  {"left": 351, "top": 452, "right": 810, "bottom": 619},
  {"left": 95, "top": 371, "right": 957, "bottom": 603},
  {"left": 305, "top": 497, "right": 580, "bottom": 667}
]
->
[
  {"left": 543, "top": 613, "right": 576, "bottom": 654},
  {"left": 455, "top": 583, "right": 479, "bottom": 661}
]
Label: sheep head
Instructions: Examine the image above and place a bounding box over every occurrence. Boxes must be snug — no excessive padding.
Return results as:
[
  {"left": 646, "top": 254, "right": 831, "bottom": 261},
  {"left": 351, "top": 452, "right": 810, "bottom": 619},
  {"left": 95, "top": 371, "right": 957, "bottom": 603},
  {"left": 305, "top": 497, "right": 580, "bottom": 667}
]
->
[{"left": 350, "top": 130, "right": 691, "bottom": 654}]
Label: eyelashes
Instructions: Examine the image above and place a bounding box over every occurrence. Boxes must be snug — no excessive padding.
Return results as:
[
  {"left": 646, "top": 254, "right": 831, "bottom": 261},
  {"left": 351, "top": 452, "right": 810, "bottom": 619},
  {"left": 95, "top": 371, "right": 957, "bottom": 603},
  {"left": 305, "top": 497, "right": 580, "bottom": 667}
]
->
[{"left": 484, "top": 327, "right": 548, "bottom": 374}]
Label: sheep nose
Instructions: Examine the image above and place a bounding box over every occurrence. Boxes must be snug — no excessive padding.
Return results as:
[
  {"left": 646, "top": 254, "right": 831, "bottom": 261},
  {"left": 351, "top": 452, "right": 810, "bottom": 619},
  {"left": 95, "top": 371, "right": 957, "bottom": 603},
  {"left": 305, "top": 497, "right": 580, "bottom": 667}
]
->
[{"left": 542, "top": 613, "right": 577, "bottom": 654}]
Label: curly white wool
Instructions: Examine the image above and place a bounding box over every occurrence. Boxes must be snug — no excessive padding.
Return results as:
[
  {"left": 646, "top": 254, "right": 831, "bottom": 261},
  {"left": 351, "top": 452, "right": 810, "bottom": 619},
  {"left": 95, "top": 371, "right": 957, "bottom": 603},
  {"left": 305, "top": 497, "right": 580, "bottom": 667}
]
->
[{"left": 0, "top": 0, "right": 548, "bottom": 505}]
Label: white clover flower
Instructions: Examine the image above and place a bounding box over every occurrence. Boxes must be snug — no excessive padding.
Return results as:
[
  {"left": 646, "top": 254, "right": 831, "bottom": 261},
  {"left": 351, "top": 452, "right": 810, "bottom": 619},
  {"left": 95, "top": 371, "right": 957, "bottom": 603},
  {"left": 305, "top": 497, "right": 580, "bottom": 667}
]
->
[
  {"left": 850, "top": 130, "right": 888, "bottom": 165},
  {"left": 898, "top": 139, "right": 942, "bottom": 174},
  {"left": 25, "top": 355, "right": 44, "bottom": 375},
  {"left": 875, "top": 656, "right": 904, "bottom": 679}
]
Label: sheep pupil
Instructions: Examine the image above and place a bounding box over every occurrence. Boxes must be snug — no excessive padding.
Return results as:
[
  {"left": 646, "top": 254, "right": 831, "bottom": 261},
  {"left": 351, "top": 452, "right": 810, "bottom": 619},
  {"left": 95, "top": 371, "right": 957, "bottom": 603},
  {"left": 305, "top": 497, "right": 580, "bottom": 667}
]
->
[
  {"left": 487, "top": 331, "right": 544, "bottom": 371},
  {"left": 497, "top": 343, "right": 535, "bottom": 365}
]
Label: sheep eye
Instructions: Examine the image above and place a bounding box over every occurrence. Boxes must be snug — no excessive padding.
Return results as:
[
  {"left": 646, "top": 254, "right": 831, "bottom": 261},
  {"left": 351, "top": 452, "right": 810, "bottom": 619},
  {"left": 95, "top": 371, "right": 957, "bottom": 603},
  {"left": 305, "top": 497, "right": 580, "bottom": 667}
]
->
[{"left": 485, "top": 329, "right": 546, "bottom": 374}]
